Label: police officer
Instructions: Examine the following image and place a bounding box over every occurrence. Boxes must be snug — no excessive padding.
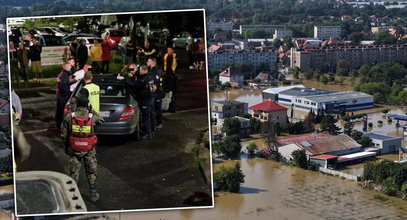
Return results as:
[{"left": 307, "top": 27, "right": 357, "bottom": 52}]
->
[
  {"left": 147, "top": 57, "right": 163, "bottom": 128},
  {"left": 127, "top": 65, "right": 157, "bottom": 139},
  {"left": 61, "top": 95, "right": 103, "bottom": 202},
  {"left": 80, "top": 72, "right": 100, "bottom": 114},
  {"left": 162, "top": 47, "right": 178, "bottom": 113},
  {"left": 55, "top": 62, "right": 74, "bottom": 128}
]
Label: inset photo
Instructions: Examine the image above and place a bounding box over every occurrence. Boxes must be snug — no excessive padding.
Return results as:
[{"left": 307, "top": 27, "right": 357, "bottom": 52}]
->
[{"left": 7, "top": 9, "right": 212, "bottom": 216}]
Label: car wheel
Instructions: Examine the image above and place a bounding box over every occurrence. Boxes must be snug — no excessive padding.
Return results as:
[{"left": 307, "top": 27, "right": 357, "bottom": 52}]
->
[{"left": 133, "top": 123, "right": 140, "bottom": 141}]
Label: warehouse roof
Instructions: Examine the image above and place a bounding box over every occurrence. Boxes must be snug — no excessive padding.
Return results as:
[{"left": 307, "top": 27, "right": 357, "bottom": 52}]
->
[
  {"left": 263, "top": 85, "right": 305, "bottom": 94},
  {"left": 304, "top": 91, "right": 373, "bottom": 103},
  {"left": 212, "top": 99, "right": 247, "bottom": 106},
  {"left": 279, "top": 87, "right": 335, "bottom": 97},
  {"left": 297, "top": 134, "right": 361, "bottom": 155},
  {"left": 364, "top": 133, "right": 402, "bottom": 141}
]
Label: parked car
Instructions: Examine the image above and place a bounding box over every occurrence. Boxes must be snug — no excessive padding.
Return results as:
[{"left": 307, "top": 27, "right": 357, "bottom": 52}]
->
[
  {"left": 64, "top": 74, "right": 140, "bottom": 139},
  {"left": 34, "top": 34, "right": 66, "bottom": 47},
  {"left": 101, "top": 28, "right": 125, "bottom": 48},
  {"left": 172, "top": 31, "right": 192, "bottom": 49},
  {"left": 63, "top": 33, "right": 97, "bottom": 44},
  {"left": 41, "top": 27, "right": 69, "bottom": 37}
]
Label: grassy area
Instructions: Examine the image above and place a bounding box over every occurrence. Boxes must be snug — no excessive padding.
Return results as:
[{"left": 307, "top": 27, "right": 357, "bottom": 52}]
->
[{"left": 301, "top": 74, "right": 361, "bottom": 92}]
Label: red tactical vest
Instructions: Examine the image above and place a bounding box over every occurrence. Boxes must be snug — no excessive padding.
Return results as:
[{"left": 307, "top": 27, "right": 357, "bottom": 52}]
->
[{"left": 69, "top": 112, "right": 97, "bottom": 151}]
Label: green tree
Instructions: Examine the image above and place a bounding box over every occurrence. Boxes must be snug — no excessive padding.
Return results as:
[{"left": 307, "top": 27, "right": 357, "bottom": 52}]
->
[
  {"left": 250, "top": 118, "right": 261, "bottom": 133},
  {"left": 374, "top": 31, "right": 397, "bottom": 45},
  {"left": 213, "top": 135, "right": 242, "bottom": 158},
  {"left": 336, "top": 59, "right": 350, "bottom": 76},
  {"left": 320, "top": 114, "right": 341, "bottom": 135},
  {"left": 304, "top": 110, "right": 315, "bottom": 133},
  {"left": 222, "top": 118, "right": 241, "bottom": 136},
  {"left": 343, "top": 121, "right": 354, "bottom": 136},
  {"left": 397, "top": 91, "right": 407, "bottom": 105},
  {"left": 214, "top": 163, "right": 245, "bottom": 193},
  {"left": 359, "top": 135, "right": 372, "bottom": 148},
  {"left": 349, "top": 32, "right": 363, "bottom": 45},
  {"left": 273, "top": 38, "right": 283, "bottom": 48},
  {"left": 247, "top": 142, "right": 258, "bottom": 156},
  {"left": 291, "top": 149, "right": 308, "bottom": 169}
]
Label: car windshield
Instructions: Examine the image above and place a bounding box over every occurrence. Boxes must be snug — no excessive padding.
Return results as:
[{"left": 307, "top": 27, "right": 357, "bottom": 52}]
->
[
  {"left": 99, "top": 83, "right": 126, "bottom": 98},
  {"left": 16, "top": 180, "right": 59, "bottom": 214},
  {"left": 42, "top": 35, "right": 65, "bottom": 46}
]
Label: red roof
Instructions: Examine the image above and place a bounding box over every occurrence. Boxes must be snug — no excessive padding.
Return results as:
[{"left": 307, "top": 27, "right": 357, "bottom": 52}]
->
[
  {"left": 249, "top": 100, "right": 287, "bottom": 112},
  {"left": 277, "top": 132, "right": 332, "bottom": 145},
  {"left": 311, "top": 155, "right": 338, "bottom": 160}
]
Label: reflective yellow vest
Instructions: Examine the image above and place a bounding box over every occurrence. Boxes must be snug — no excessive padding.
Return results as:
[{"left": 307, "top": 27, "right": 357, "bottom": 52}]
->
[
  {"left": 163, "top": 53, "right": 177, "bottom": 73},
  {"left": 84, "top": 83, "right": 100, "bottom": 113}
]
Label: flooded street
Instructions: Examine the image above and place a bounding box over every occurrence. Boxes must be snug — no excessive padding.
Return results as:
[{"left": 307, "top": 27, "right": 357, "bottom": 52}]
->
[
  {"left": 107, "top": 156, "right": 407, "bottom": 220},
  {"left": 102, "top": 88, "right": 407, "bottom": 219}
]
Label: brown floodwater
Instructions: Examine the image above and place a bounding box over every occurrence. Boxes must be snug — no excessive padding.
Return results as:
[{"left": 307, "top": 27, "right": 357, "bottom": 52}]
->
[
  {"left": 105, "top": 156, "right": 407, "bottom": 220},
  {"left": 102, "top": 89, "right": 407, "bottom": 220}
]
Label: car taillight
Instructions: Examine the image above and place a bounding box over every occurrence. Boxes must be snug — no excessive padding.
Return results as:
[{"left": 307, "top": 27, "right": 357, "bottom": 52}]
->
[{"left": 119, "top": 107, "right": 135, "bottom": 121}]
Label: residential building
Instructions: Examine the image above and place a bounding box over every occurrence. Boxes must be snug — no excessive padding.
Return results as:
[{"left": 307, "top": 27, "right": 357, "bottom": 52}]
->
[
  {"left": 234, "top": 116, "right": 252, "bottom": 136},
  {"left": 207, "top": 21, "right": 234, "bottom": 31},
  {"left": 207, "top": 49, "right": 277, "bottom": 72},
  {"left": 314, "top": 26, "right": 341, "bottom": 40},
  {"left": 214, "top": 31, "right": 228, "bottom": 42},
  {"left": 239, "top": 25, "right": 285, "bottom": 35},
  {"left": 218, "top": 67, "right": 244, "bottom": 86},
  {"left": 371, "top": 26, "right": 390, "bottom": 34},
  {"left": 248, "top": 100, "right": 288, "bottom": 126},
  {"left": 363, "top": 133, "right": 402, "bottom": 155},
  {"left": 273, "top": 29, "right": 292, "bottom": 40},
  {"left": 211, "top": 99, "right": 248, "bottom": 127},
  {"left": 290, "top": 44, "right": 407, "bottom": 71}
]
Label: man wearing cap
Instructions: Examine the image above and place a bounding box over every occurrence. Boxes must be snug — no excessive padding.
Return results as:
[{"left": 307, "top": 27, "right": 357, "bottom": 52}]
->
[
  {"left": 61, "top": 95, "right": 103, "bottom": 202},
  {"left": 80, "top": 72, "right": 100, "bottom": 114}
]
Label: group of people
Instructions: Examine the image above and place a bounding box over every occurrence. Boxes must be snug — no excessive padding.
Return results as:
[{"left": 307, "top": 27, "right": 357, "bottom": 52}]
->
[
  {"left": 9, "top": 38, "right": 43, "bottom": 86},
  {"left": 123, "top": 46, "right": 177, "bottom": 139},
  {"left": 54, "top": 43, "right": 178, "bottom": 203},
  {"left": 69, "top": 37, "right": 112, "bottom": 75}
]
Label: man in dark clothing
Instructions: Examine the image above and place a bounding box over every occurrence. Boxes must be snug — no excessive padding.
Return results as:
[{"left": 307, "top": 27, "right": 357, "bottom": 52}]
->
[
  {"left": 55, "top": 62, "right": 74, "bottom": 128},
  {"left": 69, "top": 39, "right": 78, "bottom": 68},
  {"left": 29, "top": 38, "right": 42, "bottom": 82},
  {"left": 162, "top": 47, "right": 177, "bottom": 113},
  {"left": 141, "top": 40, "right": 158, "bottom": 64},
  {"left": 17, "top": 43, "right": 29, "bottom": 86},
  {"left": 126, "top": 65, "right": 156, "bottom": 139},
  {"left": 77, "top": 39, "right": 88, "bottom": 70},
  {"left": 147, "top": 57, "right": 163, "bottom": 128}
]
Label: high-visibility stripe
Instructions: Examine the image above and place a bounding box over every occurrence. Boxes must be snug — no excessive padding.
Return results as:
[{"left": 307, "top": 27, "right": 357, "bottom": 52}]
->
[{"left": 72, "top": 125, "right": 91, "bottom": 133}]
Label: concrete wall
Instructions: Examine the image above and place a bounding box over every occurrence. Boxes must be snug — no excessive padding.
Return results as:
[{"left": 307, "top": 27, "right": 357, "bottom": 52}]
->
[{"left": 319, "top": 167, "right": 359, "bottom": 181}]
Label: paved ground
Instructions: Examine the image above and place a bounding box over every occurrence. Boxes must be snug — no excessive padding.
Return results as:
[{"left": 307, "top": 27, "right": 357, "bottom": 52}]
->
[{"left": 14, "top": 50, "right": 212, "bottom": 213}]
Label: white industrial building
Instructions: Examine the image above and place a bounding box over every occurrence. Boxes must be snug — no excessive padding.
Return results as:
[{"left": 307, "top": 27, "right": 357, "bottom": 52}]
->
[
  {"left": 262, "top": 86, "right": 374, "bottom": 113},
  {"left": 363, "top": 133, "right": 403, "bottom": 155}
]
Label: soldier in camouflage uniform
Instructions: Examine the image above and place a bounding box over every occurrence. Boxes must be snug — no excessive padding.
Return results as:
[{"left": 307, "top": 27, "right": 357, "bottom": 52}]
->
[{"left": 61, "top": 95, "right": 103, "bottom": 202}]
